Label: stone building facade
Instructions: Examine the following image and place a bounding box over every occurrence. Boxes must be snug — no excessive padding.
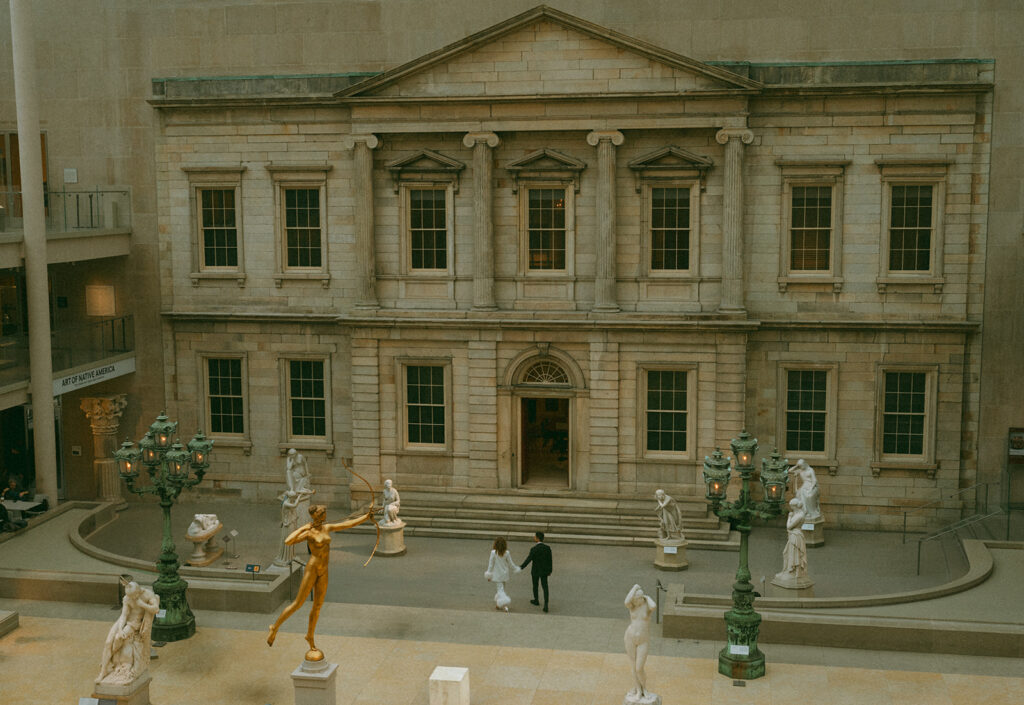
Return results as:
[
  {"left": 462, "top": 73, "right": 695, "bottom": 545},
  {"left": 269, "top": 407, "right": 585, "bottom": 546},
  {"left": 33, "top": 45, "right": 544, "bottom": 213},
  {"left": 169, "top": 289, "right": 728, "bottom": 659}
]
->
[{"left": 151, "top": 7, "right": 993, "bottom": 529}]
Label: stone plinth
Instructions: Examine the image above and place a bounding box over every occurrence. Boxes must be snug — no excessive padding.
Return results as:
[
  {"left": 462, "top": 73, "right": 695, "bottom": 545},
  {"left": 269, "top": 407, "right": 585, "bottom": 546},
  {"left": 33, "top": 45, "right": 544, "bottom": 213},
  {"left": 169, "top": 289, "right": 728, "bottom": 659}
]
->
[
  {"left": 429, "top": 666, "right": 469, "bottom": 705},
  {"left": 768, "top": 580, "right": 815, "bottom": 598},
  {"left": 653, "top": 537, "right": 688, "bottom": 571},
  {"left": 624, "top": 691, "right": 661, "bottom": 705},
  {"left": 805, "top": 517, "right": 825, "bottom": 547},
  {"left": 292, "top": 659, "right": 338, "bottom": 705},
  {"left": 93, "top": 673, "right": 151, "bottom": 705},
  {"left": 771, "top": 570, "right": 814, "bottom": 592},
  {"left": 185, "top": 522, "right": 223, "bottom": 566},
  {"left": 377, "top": 522, "right": 407, "bottom": 556}
]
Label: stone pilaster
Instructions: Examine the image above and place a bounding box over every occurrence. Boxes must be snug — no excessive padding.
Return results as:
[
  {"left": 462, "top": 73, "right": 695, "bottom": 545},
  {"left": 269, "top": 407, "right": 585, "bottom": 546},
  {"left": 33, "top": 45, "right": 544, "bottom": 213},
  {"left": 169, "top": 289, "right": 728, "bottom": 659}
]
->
[
  {"left": 346, "top": 135, "right": 380, "bottom": 309},
  {"left": 586, "top": 130, "right": 624, "bottom": 312},
  {"left": 350, "top": 336, "right": 381, "bottom": 502},
  {"left": 463, "top": 132, "right": 501, "bottom": 311},
  {"left": 715, "top": 128, "right": 754, "bottom": 314},
  {"left": 588, "top": 340, "right": 620, "bottom": 493},
  {"left": 80, "top": 394, "right": 128, "bottom": 505},
  {"left": 467, "top": 339, "right": 498, "bottom": 488}
]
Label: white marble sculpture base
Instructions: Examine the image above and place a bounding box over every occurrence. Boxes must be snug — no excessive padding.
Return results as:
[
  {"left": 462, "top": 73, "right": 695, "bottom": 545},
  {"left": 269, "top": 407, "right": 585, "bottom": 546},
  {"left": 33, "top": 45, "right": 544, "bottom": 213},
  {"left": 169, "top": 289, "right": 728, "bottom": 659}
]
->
[
  {"left": 292, "top": 659, "right": 338, "bottom": 705},
  {"left": 93, "top": 673, "right": 151, "bottom": 705},
  {"left": 624, "top": 690, "right": 661, "bottom": 705},
  {"left": 771, "top": 571, "right": 815, "bottom": 592},
  {"left": 429, "top": 665, "right": 470, "bottom": 705},
  {"left": 653, "top": 537, "right": 688, "bottom": 571},
  {"left": 377, "top": 522, "right": 407, "bottom": 556},
  {"left": 805, "top": 517, "right": 825, "bottom": 547},
  {"left": 185, "top": 522, "right": 223, "bottom": 566}
]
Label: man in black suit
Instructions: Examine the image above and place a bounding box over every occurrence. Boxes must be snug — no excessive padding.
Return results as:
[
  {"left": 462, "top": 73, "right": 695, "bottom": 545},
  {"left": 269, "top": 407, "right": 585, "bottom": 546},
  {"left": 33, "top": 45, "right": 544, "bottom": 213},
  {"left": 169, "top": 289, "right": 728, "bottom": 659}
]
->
[{"left": 520, "top": 531, "right": 552, "bottom": 612}]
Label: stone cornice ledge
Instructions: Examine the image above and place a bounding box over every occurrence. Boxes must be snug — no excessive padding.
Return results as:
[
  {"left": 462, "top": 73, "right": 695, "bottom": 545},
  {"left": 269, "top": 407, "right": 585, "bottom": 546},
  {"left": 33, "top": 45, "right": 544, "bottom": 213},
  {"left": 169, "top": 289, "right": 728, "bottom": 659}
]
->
[
  {"left": 337, "top": 313, "right": 760, "bottom": 332},
  {"left": 163, "top": 311, "right": 339, "bottom": 323},
  {"left": 758, "top": 319, "right": 978, "bottom": 331}
]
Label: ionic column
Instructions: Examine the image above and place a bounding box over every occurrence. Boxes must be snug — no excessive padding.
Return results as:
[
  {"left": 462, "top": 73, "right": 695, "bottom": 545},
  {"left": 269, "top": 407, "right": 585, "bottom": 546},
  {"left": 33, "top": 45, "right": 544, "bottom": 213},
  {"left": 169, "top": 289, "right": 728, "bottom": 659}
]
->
[
  {"left": 346, "top": 134, "right": 380, "bottom": 309},
  {"left": 463, "top": 131, "right": 501, "bottom": 311},
  {"left": 80, "top": 395, "right": 128, "bottom": 506},
  {"left": 586, "top": 130, "right": 624, "bottom": 312},
  {"left": 715, "top": 128, "right": 754, "bottom": 313}
]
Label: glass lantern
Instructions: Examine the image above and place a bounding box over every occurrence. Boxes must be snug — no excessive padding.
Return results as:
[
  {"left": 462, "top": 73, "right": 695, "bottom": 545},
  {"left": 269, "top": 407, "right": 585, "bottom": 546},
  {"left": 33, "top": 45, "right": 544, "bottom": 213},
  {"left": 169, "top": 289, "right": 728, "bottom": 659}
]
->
[
  {"left": 760, "top": 447, "right": 789, "bottom": 505},
  {"left": 166, "top": 441, "right": 190, "bottom": 477},
  {"left": 114, "top": 439, "right": 141, "bottom": 479},
  {"left": 702, "top": 447, "right": 732, "bottom": 501},
  {"left": 188, "top": 430, "right": 213, "bottom": 470},
  {"left": 730, "top": 430, "right": 758, "bottom": 469},
  {"left": 149, "top": 412, "right": 178, "bottom": 451},
  {"left": 139, "top": 431, "right": 159, "bottom": 465}
]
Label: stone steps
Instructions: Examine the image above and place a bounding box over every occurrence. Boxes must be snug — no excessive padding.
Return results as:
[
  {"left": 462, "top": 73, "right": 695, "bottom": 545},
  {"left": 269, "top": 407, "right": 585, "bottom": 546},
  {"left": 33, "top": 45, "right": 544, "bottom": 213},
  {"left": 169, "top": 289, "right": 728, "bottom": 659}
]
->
[{"left": 347, "top": 487, "right": 739, "bottom": 550}]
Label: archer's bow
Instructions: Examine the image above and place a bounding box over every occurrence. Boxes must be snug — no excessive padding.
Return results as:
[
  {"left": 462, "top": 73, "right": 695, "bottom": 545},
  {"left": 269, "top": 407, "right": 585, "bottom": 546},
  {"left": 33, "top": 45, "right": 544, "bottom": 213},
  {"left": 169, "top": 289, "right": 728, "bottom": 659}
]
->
[{"left": 341, "top": 458, "right": 380, "bottom": 566}]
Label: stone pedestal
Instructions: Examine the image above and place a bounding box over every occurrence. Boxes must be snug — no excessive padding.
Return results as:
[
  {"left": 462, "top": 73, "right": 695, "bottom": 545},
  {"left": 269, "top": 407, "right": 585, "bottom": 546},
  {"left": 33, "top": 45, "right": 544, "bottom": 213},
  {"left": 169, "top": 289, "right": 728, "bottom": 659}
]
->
[
  {"left": 429, "top": 666, "right": 470, "bottom": 705},
  {"left": 653, "top": 537, "right": 688, "bottom": 571},
  {"left": 93, "top": 674, "right": 151, "bottom": 705},
  {"left": 804, "top": 517, "right": 825, "bottom": 547},
  {"left": 185, "top": 522, "right": 224, "bottom": 566},
  {"left": 771, "top": 571, "right": 814, "bottom": 592},
  {"left": 377, "top": 522, "right": 407, "bottom": 556},
  {"left": 292, "top": 659, "right": 338, "bottom": 705},
  {"left": 624, "top": 691, "right": 661, "bottom": 705},
  {"left": 768, "top": 580, "right": 815, "bottom": 598}
]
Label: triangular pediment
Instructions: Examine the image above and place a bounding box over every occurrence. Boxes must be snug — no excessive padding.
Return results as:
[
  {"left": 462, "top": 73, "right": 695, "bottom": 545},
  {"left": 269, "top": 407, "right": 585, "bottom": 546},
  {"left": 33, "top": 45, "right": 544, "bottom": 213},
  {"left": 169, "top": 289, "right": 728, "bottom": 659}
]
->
[
  {"left": 386, "top": 149, "right": 465, "bottom": 174},
  {"left": 336, "top": 6, "right": 760, "bottom": 100},
  {"left": 629, "top": 146, "right": 713, "bottom": 172},
  {"left": 506, "top": 148, "right": 587, "bottom": 173}
]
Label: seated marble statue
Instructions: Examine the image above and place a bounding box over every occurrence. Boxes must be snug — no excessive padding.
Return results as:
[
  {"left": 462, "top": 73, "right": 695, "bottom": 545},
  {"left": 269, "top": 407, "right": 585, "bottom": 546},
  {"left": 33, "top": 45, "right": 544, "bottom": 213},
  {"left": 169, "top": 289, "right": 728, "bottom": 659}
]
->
[
  {"left": 380, "top": 479, "right": 401, "bottom": 527},
  {"left": 788, "top": 459, "right": 822, "bottom": 522},
  {"left": 96, "top": 581, "right": 160, "bottom": 685},
  {"left": 186, "top": 513, "right": 220, "bottom": 537},
  {"left": 654, "top": 489, "right": 684, "bottom": 540}
]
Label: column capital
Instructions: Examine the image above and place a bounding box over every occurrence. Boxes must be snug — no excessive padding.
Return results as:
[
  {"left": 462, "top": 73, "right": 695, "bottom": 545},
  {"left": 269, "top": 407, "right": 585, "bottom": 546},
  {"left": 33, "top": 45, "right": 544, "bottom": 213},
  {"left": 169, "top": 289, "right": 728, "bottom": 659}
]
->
[
  {"left": 586, "top": 130, "right": 625, "bottom": 147},
  {"left": 343, "top": 134, "right": 380, "bottom": 150},
  {"left": 715, "top": 128, "right": 754, "bottom": 145},
  {"left": 80, "top": 394, "right": 128, "bottom": 435},
  {"left": 463, "top": 131, "right": 500, "bottom": 149}
]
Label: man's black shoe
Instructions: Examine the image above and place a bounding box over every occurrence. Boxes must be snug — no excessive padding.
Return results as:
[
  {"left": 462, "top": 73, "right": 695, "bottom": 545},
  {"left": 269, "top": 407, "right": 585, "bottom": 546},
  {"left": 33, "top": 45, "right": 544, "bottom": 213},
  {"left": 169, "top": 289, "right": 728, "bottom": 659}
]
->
[
  {"left": 543, "top": 606, "right": 548, "bottom": 612},
  {"left": 530, "top": 599, "right": 540, "bottom": 606}
]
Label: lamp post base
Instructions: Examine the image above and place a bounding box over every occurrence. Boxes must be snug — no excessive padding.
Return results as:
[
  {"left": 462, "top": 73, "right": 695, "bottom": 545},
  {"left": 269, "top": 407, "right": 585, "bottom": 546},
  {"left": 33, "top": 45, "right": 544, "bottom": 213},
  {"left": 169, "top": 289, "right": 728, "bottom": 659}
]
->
[
  {"left": 718, "top": 647, "right": 766, "bottom": 680},
  {"left": 151, "top": 576, "right": 196, "bottom": 642}
]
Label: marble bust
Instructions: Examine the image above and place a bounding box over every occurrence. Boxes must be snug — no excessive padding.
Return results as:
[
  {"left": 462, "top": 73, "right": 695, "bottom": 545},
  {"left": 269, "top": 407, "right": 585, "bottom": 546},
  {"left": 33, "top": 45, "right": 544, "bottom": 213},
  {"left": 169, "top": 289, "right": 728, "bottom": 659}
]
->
[{"left": 97, "top": 581, "right": 160, "bottom": 685}]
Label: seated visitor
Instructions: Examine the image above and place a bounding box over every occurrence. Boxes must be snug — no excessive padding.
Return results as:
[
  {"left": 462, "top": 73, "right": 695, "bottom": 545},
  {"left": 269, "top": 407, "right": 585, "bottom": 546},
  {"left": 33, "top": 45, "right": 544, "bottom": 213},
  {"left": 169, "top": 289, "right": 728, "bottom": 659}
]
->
[{"left": 1, "top": 475, "right": 31, "bottom": 501}]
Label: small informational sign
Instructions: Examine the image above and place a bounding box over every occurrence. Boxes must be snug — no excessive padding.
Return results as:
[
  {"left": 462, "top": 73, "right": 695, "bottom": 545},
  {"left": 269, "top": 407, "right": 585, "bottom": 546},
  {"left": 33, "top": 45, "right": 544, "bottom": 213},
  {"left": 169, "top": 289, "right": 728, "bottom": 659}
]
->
[
  {"left": 663, "top": 546, "right": 678, "bottom": 554},
  {"left": 729, "top": 644, "right": 750, "bottom": 655},
  {"left": 156, "top": 609, "right": 166, "bottom": 619},
  {"left": 801, "top": 523, "right": 815, "bottom": 531},
  {"left": 246, "top": 564, "right": 261, "bottom": 573}
]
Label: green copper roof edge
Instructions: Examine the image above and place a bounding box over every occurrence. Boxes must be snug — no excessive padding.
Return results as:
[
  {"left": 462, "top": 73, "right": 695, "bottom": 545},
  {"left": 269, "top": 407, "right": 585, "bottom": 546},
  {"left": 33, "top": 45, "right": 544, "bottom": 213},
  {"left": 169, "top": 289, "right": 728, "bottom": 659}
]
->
[
  {"left": 707, "top": 59, "right": 993, "bottom": 67},
  {"left": 152, "top": 72, "right": 380, "bottom": 83}
]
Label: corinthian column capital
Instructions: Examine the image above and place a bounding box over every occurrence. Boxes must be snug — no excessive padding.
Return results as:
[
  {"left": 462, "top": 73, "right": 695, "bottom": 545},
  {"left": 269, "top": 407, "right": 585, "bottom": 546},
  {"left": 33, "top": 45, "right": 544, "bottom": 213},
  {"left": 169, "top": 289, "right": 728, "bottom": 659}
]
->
[
  {"left": 715, "top": 128, "right": 754, "bottom": 145},
  {"left": 463, "top": 131, "right": 500, "bottom": 149},
  {"left": 80, "top": 395, "right": 128, "bottom": 435},
  {"left": 586, "top": 130, "right": 625, "bottom": 147},
  {"left": 343, "top": 134, "right": 380, "bottom": 150}
]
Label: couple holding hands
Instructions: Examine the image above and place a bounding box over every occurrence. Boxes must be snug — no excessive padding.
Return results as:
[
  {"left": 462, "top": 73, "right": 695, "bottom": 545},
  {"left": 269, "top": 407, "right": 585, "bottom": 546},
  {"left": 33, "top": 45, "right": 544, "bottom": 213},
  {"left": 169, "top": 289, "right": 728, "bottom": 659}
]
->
[{"left": 485, "top": 531, "right": 552, "bottom": 613}]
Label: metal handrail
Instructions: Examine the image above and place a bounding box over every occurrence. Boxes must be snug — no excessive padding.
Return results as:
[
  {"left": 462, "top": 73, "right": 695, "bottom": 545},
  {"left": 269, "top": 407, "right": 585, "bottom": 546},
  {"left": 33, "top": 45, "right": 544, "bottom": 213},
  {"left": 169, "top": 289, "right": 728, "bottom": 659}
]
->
[
  {"left": 914, "top": 508, "right": 1001, "bottom": 575},
  {"left": 0, "top": 187, "right": 131, "bottom": 233},
  {"left": 902, "top": 481, "right": 991, "bottom": 543}
]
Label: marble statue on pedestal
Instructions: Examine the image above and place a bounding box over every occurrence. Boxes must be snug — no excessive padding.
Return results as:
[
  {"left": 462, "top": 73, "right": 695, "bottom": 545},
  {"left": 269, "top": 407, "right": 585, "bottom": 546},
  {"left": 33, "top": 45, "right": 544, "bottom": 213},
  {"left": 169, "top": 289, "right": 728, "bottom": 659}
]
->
[
  {"left": 285, "top": 448, "right": 316, "bottom": 520},
  {"left": 623, "top": 584, "right": 660, "bottom": 705},
  {"left": 654, "top": 489, "right": 684, "bottom": 540},
  {"left": 184, "top": 513, "right": 223, "bottom": 566},
  {"left": 772, "top": 497, "right": 814, "bottom": 589},
  {"left": 788, "top": 459, "right": 821, "bottom": 521},
  {"left": 273, "top": 490, "right": 301, "bottom": 567},
  {"left": 186, "top": 513, "right": 219, "bottom": 537},
  {"left": 97, "top": 582, "right": 160, "bottom": 686},
  {"left": 380, "top": 479, "right": 402, "bottom": 527}
]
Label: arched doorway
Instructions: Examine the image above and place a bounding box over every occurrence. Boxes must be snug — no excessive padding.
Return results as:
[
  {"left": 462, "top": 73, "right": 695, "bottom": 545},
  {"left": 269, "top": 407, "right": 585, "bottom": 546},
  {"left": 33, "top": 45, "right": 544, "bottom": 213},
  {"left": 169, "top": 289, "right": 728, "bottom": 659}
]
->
[{"left": 515, "top": 358, "right": 573, "bottom": 488}]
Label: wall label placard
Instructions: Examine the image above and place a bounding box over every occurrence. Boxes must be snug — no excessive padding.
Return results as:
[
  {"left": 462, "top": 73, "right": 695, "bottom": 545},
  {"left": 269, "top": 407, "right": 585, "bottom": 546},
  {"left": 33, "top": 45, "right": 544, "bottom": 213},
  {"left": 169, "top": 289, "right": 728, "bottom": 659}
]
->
[{"left": 729, "top": 644, "right": 750, "bottom": 655}]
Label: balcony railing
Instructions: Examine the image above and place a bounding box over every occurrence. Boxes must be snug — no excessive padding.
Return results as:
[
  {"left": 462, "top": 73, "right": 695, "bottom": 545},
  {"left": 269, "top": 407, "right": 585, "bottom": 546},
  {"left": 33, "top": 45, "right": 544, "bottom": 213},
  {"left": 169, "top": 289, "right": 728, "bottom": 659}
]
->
[
  {"left": 0, "top": 314, "right": 134, "bottom": 389},
  {"left": 0, "top": 188, "right": 132, "bottom": 234}
]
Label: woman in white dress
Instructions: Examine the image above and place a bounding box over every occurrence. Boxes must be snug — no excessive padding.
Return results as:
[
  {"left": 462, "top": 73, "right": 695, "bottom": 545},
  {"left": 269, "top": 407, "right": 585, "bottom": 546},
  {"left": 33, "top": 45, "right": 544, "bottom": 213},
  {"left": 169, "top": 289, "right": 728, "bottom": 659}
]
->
[{"left": 484, "top": 536, "right": 520, "bottom": 612}]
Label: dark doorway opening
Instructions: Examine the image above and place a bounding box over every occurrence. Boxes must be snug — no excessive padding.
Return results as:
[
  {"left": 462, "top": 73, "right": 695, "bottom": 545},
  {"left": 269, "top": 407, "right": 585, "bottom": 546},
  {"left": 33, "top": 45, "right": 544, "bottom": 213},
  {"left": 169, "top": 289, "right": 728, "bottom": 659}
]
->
[{"left": 520, "top": 397, "right": 569, "bottom": 488}]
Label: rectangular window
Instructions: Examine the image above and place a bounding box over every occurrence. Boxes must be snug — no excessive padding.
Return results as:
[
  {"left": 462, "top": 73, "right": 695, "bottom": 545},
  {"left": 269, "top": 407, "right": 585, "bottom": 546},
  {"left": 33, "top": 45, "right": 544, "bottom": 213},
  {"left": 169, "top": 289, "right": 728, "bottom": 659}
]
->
[
  {"left": 650, "top": 187, "right": 690, "bottom": 271},
  {"left": 199, "top": 188, "right": 238, "bottom": 268},
  {"left": 785, "top": 370, "right": 827, "bottom": 453},
  {"left": 790, "top": 186, "right": 831, "bottom": 271},
  {"left": 207, "top": 358, "right": 244, "bottom": 435},
  {"left": 288, "top": 360, "right": 326, "bottom": 437},
  {"left": 882, "top": 371, "right": 927, "bottom": 455},
  {"left": 646, "top": 370, "right": 688, "bottom": 453},
  {"left": 284, "top": 187, "right": 321, "bottom": 268},
  {"left": 406, "top": 365, "right": 445, "bottom": 445},
  {"left": 527, "top": 187, "right": 566, "bottom": 270},
  {"left": 409, "top": 188, "right": 447, "bottom": 270},
  {"left": 0, "top": 132, "right": 47, "bottom": 220},
  {"left": 888, "top": 184, "right": 932, "bottom": 272}
]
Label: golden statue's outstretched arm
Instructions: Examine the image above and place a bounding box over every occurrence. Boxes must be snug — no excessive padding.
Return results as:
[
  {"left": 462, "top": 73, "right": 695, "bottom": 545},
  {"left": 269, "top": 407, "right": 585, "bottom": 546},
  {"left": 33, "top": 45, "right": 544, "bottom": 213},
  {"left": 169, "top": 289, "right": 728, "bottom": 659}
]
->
[{"left": 324, "top": 509, "right": 373, "bottom": 533}]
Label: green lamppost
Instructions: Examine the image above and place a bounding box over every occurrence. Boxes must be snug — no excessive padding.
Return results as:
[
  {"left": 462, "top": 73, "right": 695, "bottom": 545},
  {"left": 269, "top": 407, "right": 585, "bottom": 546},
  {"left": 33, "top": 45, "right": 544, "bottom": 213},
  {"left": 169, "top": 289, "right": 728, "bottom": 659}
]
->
[
  {"left": 113, "top": 412, "right": 213, "bottom": 642},
  {"left": 702, "top": 431, "right": 789, "bottom": 679}
]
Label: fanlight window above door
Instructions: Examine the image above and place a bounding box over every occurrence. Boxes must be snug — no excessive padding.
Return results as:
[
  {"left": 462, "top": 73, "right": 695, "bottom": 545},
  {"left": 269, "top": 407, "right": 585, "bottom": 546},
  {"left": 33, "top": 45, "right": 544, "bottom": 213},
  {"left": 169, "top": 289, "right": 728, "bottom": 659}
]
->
[{"left": 521, "top": 360, "right": 570, "bottom": 386}]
